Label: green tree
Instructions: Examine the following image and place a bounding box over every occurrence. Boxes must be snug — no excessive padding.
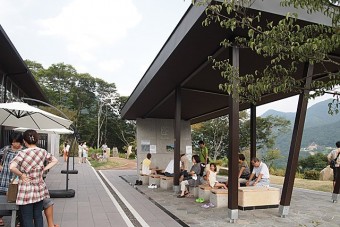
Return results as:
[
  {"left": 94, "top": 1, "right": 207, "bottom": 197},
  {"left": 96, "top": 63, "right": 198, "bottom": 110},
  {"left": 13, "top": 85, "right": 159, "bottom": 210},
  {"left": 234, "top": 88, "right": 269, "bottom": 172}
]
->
[
  {"left": 298, "top": 152, "right": 328, "bottom": 171},
  {"left": 193, "top": 0, "right": 340, "bottom": 113},
  {"left": 192, "top": 115, "right": 230, "bottom": 160},
  {"left": 25, "top": 60, "right": 133, "bottom": 151},
  {"left": 191, "top": 112, "right": 290, "bottom": 160},
  {"left": 262, "top": 149, "right": 283, "bottom": 168}
]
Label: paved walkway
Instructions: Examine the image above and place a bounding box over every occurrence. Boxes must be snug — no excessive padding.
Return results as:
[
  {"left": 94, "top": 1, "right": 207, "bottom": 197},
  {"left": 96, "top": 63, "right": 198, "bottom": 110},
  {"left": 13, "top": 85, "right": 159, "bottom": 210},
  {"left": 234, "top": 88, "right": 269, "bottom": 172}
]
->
[{"left": 3, "top": 157, "right": 339, "bottom": 226}]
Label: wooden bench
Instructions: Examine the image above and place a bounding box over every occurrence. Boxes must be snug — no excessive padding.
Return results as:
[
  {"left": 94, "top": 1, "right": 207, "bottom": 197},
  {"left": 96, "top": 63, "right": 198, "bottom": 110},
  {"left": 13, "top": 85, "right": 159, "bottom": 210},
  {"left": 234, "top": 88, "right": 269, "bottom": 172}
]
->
[
  {"left": 149, "top": 175, "right": 162, "bottom": 187},
  {"left": 210, "top": 189, "right": 228, "bottom": 208},
  {"left": 154, "top": 169, "right": 164, "bottom": 175},
  {"left": 238, "top": 187, "right": 280, "bottom": 210},
  {"left": 198, "top": 185, "right": 212, "bottom": 202},
  {"left": 160, "top": 176, "right": 173, "bottom": 190},
  {"left": 0, "top": 195, "right": 19, "bottom": 227},
  {"left": 139, "top": 174, "right": 149, "bottom": 185}
]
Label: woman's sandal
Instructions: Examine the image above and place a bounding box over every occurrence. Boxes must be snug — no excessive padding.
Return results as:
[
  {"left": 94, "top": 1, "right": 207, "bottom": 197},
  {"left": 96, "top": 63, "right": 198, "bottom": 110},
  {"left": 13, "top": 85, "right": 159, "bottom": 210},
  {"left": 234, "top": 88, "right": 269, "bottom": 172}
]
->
[{"left": 177, "top": 194, "right": 186, "bottom": 198}]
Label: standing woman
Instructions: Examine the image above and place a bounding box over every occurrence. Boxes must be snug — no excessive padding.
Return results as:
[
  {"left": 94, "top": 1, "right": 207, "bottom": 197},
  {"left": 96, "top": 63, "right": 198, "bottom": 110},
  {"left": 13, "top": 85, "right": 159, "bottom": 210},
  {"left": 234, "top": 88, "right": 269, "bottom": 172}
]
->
[
  {"left": 0, "top": 132, "right": 24, "bottom": 226},
  {"left": 82, "top": 142, "right": 88, "bottom": 163},
  {"left": 10, "top": 130, "right": 58, "bottom": 227},
  {"left": 63, "top": 141, "right": 70, "bottom": 162},
  {"left": 78, "top": 142, "right": 83, "bottom": 164}
]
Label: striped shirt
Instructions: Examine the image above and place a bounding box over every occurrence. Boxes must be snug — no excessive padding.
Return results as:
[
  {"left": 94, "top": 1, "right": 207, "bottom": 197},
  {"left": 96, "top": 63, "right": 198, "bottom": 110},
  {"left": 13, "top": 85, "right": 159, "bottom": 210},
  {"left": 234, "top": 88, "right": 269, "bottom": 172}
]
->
[
  {"left": 0, "top": 145, "right": 23, "bottom": 193},
  {"left": 10, "top": 147, "right": 52, "bottom": 205}
]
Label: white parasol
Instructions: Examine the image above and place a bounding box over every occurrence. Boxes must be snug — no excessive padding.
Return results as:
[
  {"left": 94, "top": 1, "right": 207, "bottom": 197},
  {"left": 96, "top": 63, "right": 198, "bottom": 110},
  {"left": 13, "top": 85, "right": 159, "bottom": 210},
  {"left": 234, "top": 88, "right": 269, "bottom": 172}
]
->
[{"left": 0, "top": 102, "right": 72, "bottom": 129}]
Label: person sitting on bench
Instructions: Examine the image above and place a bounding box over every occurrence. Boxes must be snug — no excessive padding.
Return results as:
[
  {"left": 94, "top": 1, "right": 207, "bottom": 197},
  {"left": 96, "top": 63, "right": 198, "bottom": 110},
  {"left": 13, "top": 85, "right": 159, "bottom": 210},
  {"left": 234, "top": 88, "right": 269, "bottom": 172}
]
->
[
  {"left": 246, "top": 157, "right": 270, "bottom": 187},
  {"left": 141, "top": 153, "right": 156, "bottom": 175},
  {"left": 238, "top": 153, "right": 250, "bottom": 186},
  {"left": 177, "top": 155, "right": 201, "bottom": 198},
  {"left": 164, "top": 159, "right": 175, "bottom": 177},
  {"left": 206, "top": 163, "right": 227, "bottom": 189}
]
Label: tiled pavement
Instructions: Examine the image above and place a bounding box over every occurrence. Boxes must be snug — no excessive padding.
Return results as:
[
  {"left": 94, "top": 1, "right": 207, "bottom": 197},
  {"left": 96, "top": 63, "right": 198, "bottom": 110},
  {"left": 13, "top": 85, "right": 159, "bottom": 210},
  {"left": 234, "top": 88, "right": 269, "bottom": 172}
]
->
[{"left": 3, "top": 158, "right": 340, "bottom": 226}]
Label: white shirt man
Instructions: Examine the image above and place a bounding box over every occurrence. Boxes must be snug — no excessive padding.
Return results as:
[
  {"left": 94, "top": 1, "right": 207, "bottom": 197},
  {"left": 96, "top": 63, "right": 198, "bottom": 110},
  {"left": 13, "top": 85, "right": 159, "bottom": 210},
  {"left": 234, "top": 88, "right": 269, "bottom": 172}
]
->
[
  {"left": 164, "top": 160, "right": 174, "bottom": 177},
  {"left": 246, "top": 158, "right": 270, "bottom": 187},
  {"left": 164, "top": 160, "right": 181, "bottom": 177}
]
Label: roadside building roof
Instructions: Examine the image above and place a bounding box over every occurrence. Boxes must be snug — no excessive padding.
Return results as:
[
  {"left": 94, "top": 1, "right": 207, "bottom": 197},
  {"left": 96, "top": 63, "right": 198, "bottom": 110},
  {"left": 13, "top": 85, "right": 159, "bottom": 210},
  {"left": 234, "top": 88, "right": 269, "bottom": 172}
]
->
[{"left": 0, "top": 25, "right": 48, "bottom": 103}]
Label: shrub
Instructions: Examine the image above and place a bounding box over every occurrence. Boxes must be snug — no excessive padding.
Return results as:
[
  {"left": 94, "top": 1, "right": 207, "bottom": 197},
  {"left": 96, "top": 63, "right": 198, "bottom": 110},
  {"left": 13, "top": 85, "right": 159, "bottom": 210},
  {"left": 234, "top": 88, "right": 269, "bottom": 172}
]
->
[
  {"left": 88, "top": 148, "right": 101, "bottom": 157},
  {"left": 118, "top": 153, "right": 126, "bottom": 158},
  {"left": 295, "top": 172, "right": 304, "bottom": 179},
  {"left": 218, "top": 168, "right": 228, "bottom": 176},
  {"left": 128, "top": 153, "right": 136, "bottom": 159},
  {"left": 303, "top": 170, "right": 320, "bottom": 180},
  {"left": 214, "top": 157, "right": 228, "bottom": 167},
  {"left": 214, "top": 159, "right": 224, "bottom": 166},
  {"left": 269, "top": 167, "right": 286, "bottom": 177}
]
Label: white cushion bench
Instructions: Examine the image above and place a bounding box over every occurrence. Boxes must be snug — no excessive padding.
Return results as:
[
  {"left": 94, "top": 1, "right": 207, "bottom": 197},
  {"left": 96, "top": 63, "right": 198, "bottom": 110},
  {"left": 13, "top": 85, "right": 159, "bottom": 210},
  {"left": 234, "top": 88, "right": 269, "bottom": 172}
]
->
[{"left": 238, "top": 186, "right": 280, "bottom": 210}]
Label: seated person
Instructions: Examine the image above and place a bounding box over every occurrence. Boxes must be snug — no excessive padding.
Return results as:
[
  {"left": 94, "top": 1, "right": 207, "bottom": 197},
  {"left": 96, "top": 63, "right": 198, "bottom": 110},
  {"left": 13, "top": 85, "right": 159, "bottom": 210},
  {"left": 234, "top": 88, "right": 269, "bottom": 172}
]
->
[
  {"left": 180, "top": 153, "right": 189, "bottom": 172},
  {"left": 246, "top": 157, "right": 270, "bottom": 187},
  {"left": 206, "top": 163, "right": 227, "bottom": 189},
  {"left": 179, "top": 154, "right": 190, "bottom": 180},
  {"left": 238, "top": 153, "right": 250, "bottom": 186},
  {"left": 164, "top": 159, "right": 175, "bottom": 177},
  {"left": 164, "top": 159, "right": 181, "bottom": 177},
  {"left": 141, "top": 153, "right": 155, "bottom": 175},
  {"left": 225, "top": 153, "right": 251, "bottom": 188},
  {"left": 177, "top": 155, "right": 201, "bottom": 198}
]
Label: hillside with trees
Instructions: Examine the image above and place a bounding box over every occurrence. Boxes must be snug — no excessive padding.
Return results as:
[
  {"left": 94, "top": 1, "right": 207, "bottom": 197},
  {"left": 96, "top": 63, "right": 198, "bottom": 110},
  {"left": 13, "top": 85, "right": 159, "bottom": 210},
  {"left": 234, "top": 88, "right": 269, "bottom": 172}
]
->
[
  {"left": 26, "top": 60, "right": 136, "bottom": 152},
  {"left": 262, "top": 99, "right": 340, "bottom": 157}
]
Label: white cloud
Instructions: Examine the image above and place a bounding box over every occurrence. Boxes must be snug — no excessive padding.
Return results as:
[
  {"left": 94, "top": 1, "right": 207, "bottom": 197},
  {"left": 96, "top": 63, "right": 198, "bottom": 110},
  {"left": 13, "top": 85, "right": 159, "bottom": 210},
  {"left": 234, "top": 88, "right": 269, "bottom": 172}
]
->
[
  {"left": 38, "top": 0, "right": 142, "bottom": 60},
  {"left": 98, "top": 59, "right": 124, "bottom": 73}
]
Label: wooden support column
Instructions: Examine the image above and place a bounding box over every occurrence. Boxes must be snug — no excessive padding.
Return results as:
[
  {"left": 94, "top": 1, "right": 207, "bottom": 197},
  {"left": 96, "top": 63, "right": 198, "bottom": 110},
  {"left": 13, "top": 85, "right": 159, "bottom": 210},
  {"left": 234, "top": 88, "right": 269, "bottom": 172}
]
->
[
  {"left": 173, "top": 87, "right": 181, "bottom": 189},
  {"left": 228, "top": 46, "right": 239, "bottom": 222},
  {"left": 279, "top": 63, "right": 313, "bottom": 217},
  {"left": 250, "top": 104, "right": 256, "bottom": 172}
]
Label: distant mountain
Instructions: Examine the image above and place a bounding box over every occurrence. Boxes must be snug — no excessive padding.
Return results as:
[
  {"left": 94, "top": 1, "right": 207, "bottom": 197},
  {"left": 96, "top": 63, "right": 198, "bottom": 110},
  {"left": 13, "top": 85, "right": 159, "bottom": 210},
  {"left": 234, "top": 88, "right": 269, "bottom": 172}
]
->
[
  {"left": 261, "top": 109, "right": 296, "bottom": 125},
  {"left": 261, "top": 99, "right": 340, "bottom": 157},
  {"left": 261, "top": 99, "right": 340, "bottom": 129}
]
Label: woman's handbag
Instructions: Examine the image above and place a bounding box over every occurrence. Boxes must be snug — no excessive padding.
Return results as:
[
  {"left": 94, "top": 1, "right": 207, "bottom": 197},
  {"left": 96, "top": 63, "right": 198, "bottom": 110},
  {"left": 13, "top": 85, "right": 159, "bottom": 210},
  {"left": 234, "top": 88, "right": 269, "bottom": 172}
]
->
[
  {"left": 7, "top": 177, "right": 18, "bottom": 203},
  {"left": 330, "top": 152, "right": 340, "bottom": 169}
]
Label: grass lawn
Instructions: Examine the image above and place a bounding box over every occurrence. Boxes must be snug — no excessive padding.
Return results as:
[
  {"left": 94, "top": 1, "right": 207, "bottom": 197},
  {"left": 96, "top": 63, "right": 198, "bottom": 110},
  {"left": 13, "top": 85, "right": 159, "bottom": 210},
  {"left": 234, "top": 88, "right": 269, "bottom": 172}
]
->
[
  {"left": 270, "top": 175, "right": 333, "bottom": 192},
  {"left": 89, "top": 157, "right": 126, "bottom": 170}
]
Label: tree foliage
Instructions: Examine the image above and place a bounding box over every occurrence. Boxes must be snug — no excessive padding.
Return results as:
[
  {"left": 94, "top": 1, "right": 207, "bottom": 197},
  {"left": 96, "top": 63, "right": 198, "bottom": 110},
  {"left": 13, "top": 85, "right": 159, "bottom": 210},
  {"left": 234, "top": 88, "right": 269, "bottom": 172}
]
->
[
  {"left": 298, "top": 152, "right": 328, "bottom": 171},
  {"left": 192, "top": 0, "right": 340, "bottom": 113},
  {"left": 25, "top": 60, "right": 135, "bottom": 151},
  {"left": 262, "top": 149, "right": 283, "bottom": 168},
  {"left": 191, "top": 111, "right": 290, "bottom": 160}
]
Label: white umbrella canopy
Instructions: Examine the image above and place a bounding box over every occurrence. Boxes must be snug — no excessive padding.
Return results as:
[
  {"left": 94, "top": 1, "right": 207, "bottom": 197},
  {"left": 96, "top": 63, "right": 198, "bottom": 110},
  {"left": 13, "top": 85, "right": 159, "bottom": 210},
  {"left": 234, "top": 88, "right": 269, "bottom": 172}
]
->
[
  {"left": 0, "top": 102, "right": 72, "bottom": 129},
  {"left": 13, "top": 127, "right": 74, "bottom": 135}
]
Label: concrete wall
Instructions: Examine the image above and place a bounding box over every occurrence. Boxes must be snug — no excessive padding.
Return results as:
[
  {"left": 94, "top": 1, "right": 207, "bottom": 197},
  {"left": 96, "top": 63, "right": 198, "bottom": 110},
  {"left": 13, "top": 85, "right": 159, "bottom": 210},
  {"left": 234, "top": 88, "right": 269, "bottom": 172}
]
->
[{"left": 136, "top": 118, "right": 192, "bottom": 173}]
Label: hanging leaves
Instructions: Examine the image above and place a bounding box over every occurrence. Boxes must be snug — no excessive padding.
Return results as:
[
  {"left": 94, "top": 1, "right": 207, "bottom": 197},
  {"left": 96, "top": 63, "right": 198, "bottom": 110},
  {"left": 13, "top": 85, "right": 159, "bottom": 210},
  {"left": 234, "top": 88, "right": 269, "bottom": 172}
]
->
[{"left": 194, "top": 0, "right": 340, "bottom": 113}]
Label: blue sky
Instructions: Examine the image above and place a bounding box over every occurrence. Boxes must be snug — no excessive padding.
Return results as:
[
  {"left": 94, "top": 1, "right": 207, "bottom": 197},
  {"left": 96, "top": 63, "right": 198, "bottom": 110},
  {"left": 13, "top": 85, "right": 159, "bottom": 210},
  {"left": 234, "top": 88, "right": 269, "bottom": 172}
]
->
[{"left": 0, "top": 0, "right": 333, "bottom": 116}]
